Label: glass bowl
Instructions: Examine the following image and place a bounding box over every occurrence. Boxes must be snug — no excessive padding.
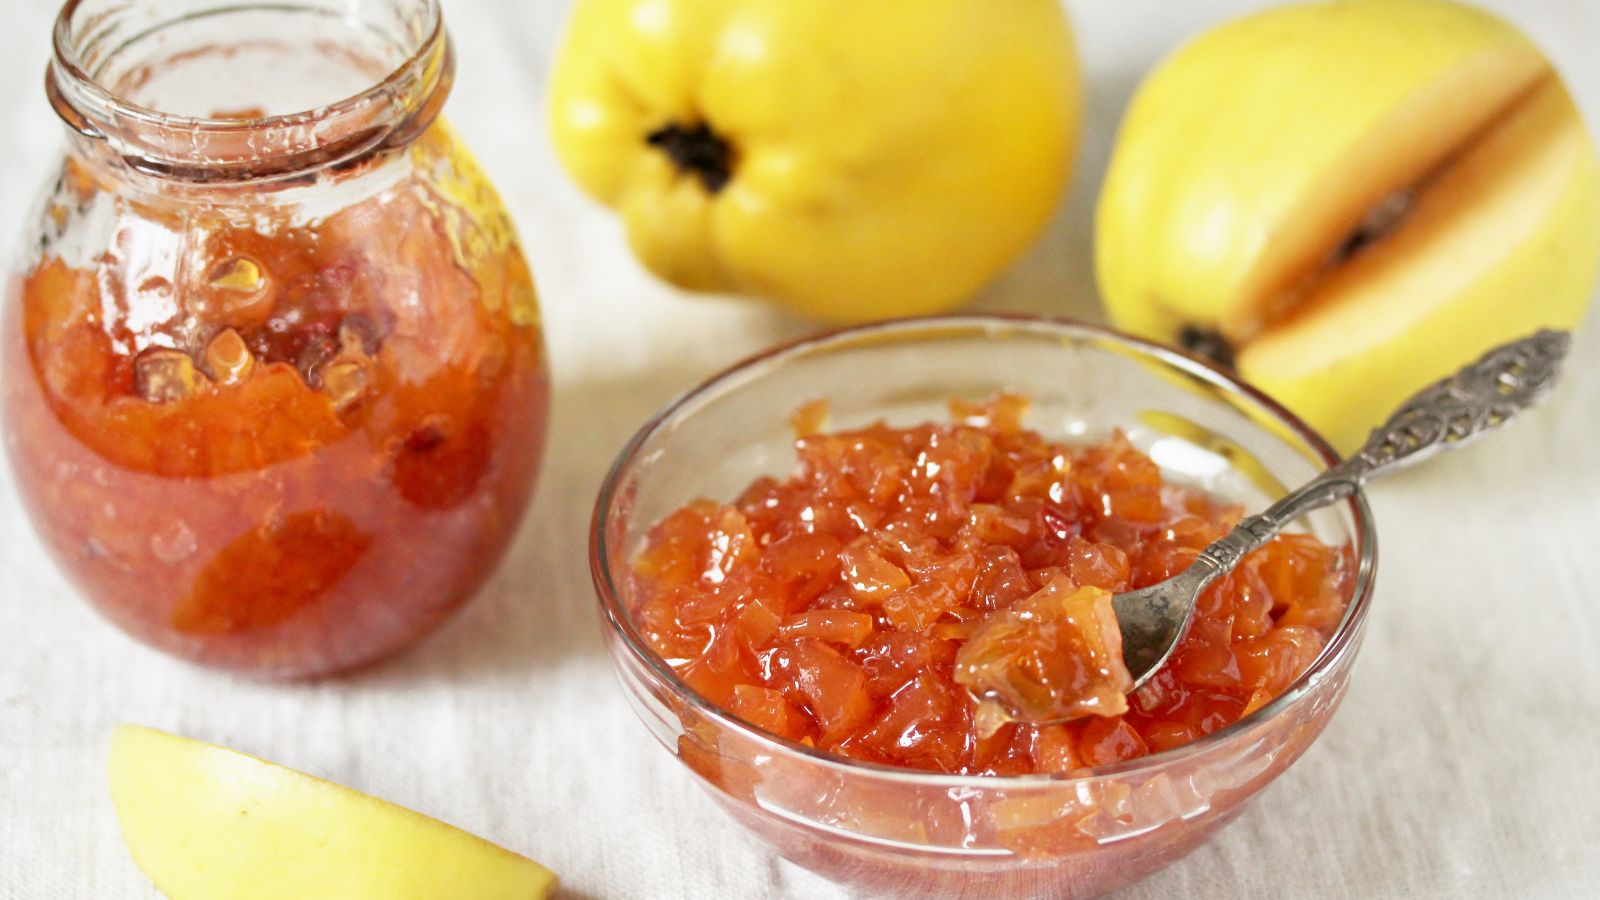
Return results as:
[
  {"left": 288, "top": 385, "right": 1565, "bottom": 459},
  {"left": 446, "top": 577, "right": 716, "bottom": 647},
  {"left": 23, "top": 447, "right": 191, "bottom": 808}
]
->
[{"left": 590, "top": 316, "right": 1376, "bottom": 898}]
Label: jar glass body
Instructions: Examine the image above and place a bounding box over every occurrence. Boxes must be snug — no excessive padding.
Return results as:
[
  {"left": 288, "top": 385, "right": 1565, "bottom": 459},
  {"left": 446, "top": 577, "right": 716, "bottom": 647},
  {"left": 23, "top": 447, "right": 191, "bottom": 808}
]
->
[{"left": 2, "top": 0, "right": 549, "bottom": 677}]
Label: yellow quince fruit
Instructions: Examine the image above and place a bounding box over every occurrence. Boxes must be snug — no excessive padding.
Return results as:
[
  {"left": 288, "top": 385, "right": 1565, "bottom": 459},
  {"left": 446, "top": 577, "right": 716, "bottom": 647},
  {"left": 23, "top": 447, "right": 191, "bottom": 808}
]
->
[
  {"left": 1096, "top": 0, "right": 1600, "bottom": 452},
  {"left": 548, "top": 0, "right": 1081, "bottom": 321},
  {"left": 109, "top": 725, "right": 557, "bottom": 899}
]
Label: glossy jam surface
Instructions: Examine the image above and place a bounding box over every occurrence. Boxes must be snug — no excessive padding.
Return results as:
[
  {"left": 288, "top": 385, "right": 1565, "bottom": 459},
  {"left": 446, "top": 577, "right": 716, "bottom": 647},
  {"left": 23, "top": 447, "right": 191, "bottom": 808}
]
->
[
  {"left": 628, "top": 396, "right": 1350, "bottom": 774},
  {"left": 2, "top": 126, "right": 549, "bottom": 676}
]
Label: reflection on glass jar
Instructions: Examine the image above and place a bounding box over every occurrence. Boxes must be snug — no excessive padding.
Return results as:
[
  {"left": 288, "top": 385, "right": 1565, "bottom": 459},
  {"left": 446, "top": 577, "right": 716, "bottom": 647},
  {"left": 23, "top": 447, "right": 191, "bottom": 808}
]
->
[{"left": 2, "top": 0, "right": 550, "bottom": 677}]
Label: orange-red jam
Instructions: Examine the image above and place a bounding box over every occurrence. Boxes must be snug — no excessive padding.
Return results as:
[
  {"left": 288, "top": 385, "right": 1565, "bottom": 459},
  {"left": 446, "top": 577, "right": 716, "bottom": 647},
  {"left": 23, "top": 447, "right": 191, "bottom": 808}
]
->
[
  {"left": 628, "top": 396, "right": 1350, "bottom": 774},
  {"left": 2, "top": 129, "right": 548, "bottom": 676}
]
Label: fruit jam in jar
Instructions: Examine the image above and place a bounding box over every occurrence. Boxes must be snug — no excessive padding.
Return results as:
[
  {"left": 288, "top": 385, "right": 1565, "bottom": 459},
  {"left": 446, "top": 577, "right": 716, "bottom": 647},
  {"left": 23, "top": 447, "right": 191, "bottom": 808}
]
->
[{"left": 2, "top": 0, "right": 549, "bottom": 677}]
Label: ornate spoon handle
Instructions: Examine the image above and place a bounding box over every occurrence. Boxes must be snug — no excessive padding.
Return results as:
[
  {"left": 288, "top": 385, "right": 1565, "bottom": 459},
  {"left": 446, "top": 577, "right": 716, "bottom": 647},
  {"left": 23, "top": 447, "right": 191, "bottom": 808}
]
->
[{"left": 1191, "top": 329, "right": 1572, "bottom": 578}]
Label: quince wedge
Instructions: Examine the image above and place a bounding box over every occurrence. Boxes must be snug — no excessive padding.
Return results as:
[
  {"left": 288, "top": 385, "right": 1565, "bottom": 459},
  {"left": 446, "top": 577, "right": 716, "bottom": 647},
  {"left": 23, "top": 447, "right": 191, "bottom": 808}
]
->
[
  {"left": 1096, "top": 0, "right": 1600, "bottom": 452},
  {"left": 108, "top": 725, "right": 557, "bottom": 899}
]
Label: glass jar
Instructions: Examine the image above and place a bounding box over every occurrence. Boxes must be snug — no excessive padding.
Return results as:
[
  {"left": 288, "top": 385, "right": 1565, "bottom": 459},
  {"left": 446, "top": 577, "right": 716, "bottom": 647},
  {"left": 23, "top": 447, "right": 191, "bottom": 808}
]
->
[{"left": 2, "top": 0, "right": 550, "bottom": 677}]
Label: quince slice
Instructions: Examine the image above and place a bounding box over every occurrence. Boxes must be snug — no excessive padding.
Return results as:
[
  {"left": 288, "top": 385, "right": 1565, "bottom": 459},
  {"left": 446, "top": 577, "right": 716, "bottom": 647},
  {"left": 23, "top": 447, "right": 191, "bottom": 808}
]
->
[{"left": 108, "top": 725, "right": 557, "bottom": 899}]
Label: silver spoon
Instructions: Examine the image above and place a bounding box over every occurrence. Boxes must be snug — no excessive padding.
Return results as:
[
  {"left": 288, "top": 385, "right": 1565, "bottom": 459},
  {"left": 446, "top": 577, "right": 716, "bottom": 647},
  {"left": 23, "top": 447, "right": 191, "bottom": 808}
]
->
[
  {"left": 1113, "top": 329, "right": 1572, "bottom": 695},
  {"left": 994, "top": 329, "right": 1572, "bottom": 726}
]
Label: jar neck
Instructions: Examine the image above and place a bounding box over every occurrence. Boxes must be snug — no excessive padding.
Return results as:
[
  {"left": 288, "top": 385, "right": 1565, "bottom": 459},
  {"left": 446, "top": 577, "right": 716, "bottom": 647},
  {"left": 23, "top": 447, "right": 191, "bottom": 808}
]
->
[{"left": 46, "top": 0, "right": 453, "bottom": 188}]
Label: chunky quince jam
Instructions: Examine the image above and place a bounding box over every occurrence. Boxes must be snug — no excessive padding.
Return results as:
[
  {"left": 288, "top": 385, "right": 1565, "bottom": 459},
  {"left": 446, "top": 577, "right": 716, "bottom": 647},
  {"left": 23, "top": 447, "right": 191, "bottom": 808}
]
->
[
  {"left": 628, "top": 396, "right": 1350, "bottom": 774},
  {"left": 1, "top": 130, "right": 548, "bottom": 676}
]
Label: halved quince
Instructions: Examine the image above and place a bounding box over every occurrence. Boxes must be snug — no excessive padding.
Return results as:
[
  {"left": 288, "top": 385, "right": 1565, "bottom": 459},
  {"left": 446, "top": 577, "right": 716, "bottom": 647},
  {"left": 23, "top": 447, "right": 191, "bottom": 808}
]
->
[
  {"left": 108, "top": 725, "right": 557, "bottom": 899},
  {"left": 1096, "top": 0, "right": 1600, "bottom": 451}
]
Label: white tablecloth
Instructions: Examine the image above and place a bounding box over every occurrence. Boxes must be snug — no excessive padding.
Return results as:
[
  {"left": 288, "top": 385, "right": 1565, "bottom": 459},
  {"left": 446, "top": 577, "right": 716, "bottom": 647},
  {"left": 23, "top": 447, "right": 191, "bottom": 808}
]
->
[{"left": 3, "top": 1, "right": 1598, "bottom": 897}]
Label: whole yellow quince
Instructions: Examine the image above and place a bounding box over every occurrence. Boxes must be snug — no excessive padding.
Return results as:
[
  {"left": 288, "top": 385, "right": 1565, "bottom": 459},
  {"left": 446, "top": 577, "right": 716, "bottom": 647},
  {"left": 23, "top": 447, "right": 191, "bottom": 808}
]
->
[
  {"left": 1097, "top": 0, "right": 1600, "bottom": 452},
  {"left": 548, "top": 0, "right": 1081, "bottom": 321}
]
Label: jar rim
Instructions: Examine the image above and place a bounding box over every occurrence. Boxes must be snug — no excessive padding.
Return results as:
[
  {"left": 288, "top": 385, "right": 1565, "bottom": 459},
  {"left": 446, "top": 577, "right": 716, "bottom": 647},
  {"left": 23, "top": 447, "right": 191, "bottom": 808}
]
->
[
  {"left": 47, "top": 0, "right": 453, "bottom": 184},
  {"left": 589, "top": 314, "right": 1380, "bottom": 788}
]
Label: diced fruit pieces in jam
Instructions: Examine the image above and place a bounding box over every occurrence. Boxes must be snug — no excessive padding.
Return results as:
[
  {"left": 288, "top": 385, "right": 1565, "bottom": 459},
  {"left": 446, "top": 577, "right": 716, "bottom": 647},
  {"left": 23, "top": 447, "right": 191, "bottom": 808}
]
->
[
  {"left": 1235, "top": 625, "right": 1324, "bottom": 696},
  {"left": 135, "top": 349, "right": 209, "bottom": 403},
  {"left": 788, "top": 639, "right": 874, "bottom": 743},
  {"left": 1077, "top": 716, "right": 1150, "bottom": 767},
  {"left": 204, "top": 329, "right": 255, "bottom": 384},
  {"left": 789, "top": 398, "right": 831, "bottom": 436},
  {"left": 840, "top": 538, "right": 912, "bottom": 600},
  {"left": 777, "top": 609, "right": 875, "bottom": 648},
  {"left": 729, "top": 685, "right": 805, "bottom": 739},
  {"left": 169, "top": 511, "right": 370, "bottom": 634},
  {"left": 856, "top": 672, "right": 969, "bottom": 770},
  {"left": 628, "top": 396, "right": 1349, "bottom": 775},
  {"left": 954, "top": 579, "right": 1133, "bottom": 735}
]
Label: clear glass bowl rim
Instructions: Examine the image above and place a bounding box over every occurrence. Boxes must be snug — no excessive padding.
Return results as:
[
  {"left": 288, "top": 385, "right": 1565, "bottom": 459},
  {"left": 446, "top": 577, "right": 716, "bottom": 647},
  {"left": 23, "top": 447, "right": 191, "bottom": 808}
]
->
[{"left": 589, "top": 314, "right": 1378, "bottom": 788}]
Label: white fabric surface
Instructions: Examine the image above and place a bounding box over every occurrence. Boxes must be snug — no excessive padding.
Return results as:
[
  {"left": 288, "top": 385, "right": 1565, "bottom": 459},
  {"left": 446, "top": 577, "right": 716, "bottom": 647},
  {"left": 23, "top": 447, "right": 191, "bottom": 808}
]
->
[{"left": 2, "top": 1, "right": 1599, "bottom": 897}]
